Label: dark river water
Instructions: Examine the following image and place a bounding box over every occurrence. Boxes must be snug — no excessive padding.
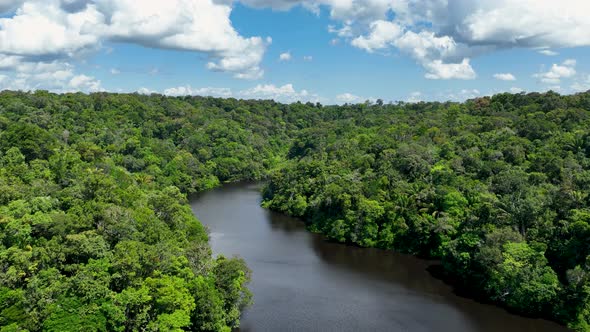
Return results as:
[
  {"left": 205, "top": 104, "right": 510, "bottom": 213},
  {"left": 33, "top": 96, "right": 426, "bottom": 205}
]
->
[{"left": 190, "top": 182, "right": 568, "bottom": 332}]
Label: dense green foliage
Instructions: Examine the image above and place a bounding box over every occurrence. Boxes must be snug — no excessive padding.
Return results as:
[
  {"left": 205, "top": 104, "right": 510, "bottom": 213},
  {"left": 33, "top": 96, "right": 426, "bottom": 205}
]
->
[
  {"left": 262, "top": 91, "right": 590, "bottom": 330},
  {"left": 2, "top": 90, "right": 590, "bottom": 330},
  {"left": 0, "top": 91, "right": 306, "bottom": 331}
]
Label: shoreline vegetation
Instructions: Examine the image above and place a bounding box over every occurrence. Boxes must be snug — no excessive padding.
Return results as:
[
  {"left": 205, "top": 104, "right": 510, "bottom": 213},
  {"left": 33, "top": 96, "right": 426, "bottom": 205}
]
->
[{"left": 0, "top": 90, "right": 589, "bottom": 330}]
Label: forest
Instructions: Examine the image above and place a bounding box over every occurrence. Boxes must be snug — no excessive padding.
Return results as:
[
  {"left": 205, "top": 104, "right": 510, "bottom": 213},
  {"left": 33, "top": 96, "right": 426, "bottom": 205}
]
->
[{"left": 1, "top": 90, "right": 590, "bottom": 330}]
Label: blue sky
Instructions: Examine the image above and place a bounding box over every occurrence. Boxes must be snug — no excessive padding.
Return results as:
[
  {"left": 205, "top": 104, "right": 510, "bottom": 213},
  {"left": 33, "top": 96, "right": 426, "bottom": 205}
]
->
[{"left": 0, "top": 0, "right": 589, "bottom": 104}]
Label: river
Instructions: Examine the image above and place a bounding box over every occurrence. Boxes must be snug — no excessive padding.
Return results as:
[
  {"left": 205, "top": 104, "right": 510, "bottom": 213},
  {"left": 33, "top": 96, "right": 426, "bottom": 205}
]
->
[{"left": 190, "top": 182, "right": 568, "bottom": 332}]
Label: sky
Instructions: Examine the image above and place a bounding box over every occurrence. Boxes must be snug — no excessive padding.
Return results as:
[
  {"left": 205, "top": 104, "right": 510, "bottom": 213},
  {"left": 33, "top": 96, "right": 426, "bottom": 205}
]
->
[{"left": 0, "top": 0, "right": 589, "bottom": 104}]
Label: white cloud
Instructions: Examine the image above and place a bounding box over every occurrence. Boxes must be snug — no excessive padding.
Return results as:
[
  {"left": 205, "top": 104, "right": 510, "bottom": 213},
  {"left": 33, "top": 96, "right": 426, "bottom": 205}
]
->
[
  {"left": 104, "top": 0, "right": 269, "bottom": 79},
  {"left": 155, "top": 82, "right": 323, "bottom": 103},
  {"left": 137, "top": 87, "right": 157, "bottom": 95},
  {"left": 244, "top": 0, "right": 590, "bottom": 54},
  {"left": 493, "top": 73, "right": 516, "bottom": 81},
  {"left": 237, "top": 0, "right": 303, "bottom": 11},
  {"left": 0, "top": 54, "right": 21, "bottom": 69},
  {"left": 0, "top": 0, "right": 269, "bottom": 82},
  {"left": 443, "top": 88, "right": 482, "bottom": 101},
  {"left": 303, "top": 55, "right": 312, "bottom": 61},
  {"left": 239, "top": 83, "right": 320, "bottom": 103},
  {"left": 563, "top": 59, "right": 577, "bottom": 67},
  {"left": 510, "top": 87, "right": 524, "bottom": 93},
  {"left": 462, "top": 89, "right": 480, "bottom": 95},
  {"left": 279, "top": 52, "right": 291, "bottom": 61},
  {"left": 328, "top": 24, "right": 354, "bottom": 38},
  {"left": 4, "top": 0, "right": 590, "bottom": 89},
  {"left": 0, "top": 56, "right": 102, "bottom": 92},
  {"left": 163, "top": 85, "right": 233, "bottom": 97},
  {"left": 539, "top": 49, "right": 558, "bottom": 56},
  {"left": 424, "top": 59, "right": 476, "bottom": 80},
  {"left": 534, "top": 59, "right": 576, "bottom": 84},
  {"left": 394, "top": 30, "right": 460, "bottom": 62},
  {"left": 324, "top": 0, "right": 590, "bottom": 79},
  {"left": 406, "top": 91, "right": 422, "bottom": 103},
  {"left": 336, "top": 92, "right": 363, "bottom": 104},
  {"left": 351, "top": 22, "right": 475, "bottom": 79},
  {"left": 414, "top": 88, "right": 488, "bottom": 102},
  {"left": 68, "top": 73, "right": 101, "bottom": 91},
  {"left": 456, "top": 1, "right": 590, "bottom": 49},
  {"left": 571, "top": 75, "right": 590, "bottom": 92},
  {"left": 110, "top": 68, "right": 120, "bottom": 75},
  {"left": 0, "top": 1, "right": 103, "bottom": 58},
  {"left": 324, "top": 0, "right": 392, "bottom": 23},
  {"left": 351, "top": 20, "right": 402, "bottom": 52}
]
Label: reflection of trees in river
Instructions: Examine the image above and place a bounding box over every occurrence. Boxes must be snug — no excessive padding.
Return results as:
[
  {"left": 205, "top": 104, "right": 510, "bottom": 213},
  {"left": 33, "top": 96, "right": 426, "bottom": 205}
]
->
[{"left": 265, "top": 209, "right": 304, "bottom": 233}]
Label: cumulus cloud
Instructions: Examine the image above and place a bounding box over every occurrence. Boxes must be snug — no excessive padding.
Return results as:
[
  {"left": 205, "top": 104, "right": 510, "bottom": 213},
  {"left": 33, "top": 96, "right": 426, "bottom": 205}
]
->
[
  {"left": 105, "top": 0, "right": 268, "bottom": 79},
  {"left": 539, "top": 49, "right": 558, "bottom": 56},
  {"left": 239, "top": 83, "right": 320, "bottom": 103},
  {"left": 454, "top": 1, "right": 590, "bottom": 48},
  {"left": 325, "top": 0, "right": 392, "bottom": 23},
  {"left": 0, "top": 54, "right": 21, "bottom": 69},
  {"left": 336, "top": 92, "right": 363, "bottom": 104},
  {"left": 443, "top": 88, "right": 482, "bottom": 101},
  {"left": 163, "top": 85, "right": 233, "bottom": 97},
  {"left": 563, "top": 59, "right": 577, "bottom": 67},
  {"left": 325, "top": 0, "right": 590, "bottom": 79},
  {"left": 0, "top": 0, "right": 102, "bottom": 58},
  {"left": 279, "top": 52, "right": 292, "bottom": 61},
  {"left": 493, "top": 73, "right": 516, "bottom": 81},
  {"left": 4, "top": 0, "right": 590, "bottom": 89},
  {"left": 424, "top": 59, "right": 476, "bottom": 80},
  {"left": 229, "top": 0, "right": 590, "bottom": 80},
  {"left": 328, "top": 24, "right": 354, "bottom": 38},
  {"left": 351, "top": 21, "right": 475, "bottom": 79},
  {"left": 534, "top": 59, "right": 576, "bottom": 84},
  {"left": 0, "top": 0, "right": 269, "bottom": 83},
  {"left": 510, "top": 87, "right": 524, "bottom": 93},
  {"left": 0, "top": 55, "right": 102, "bottom": 92},
  {"left": 351, "top": 20, "right": 402, "bottom": 52},
  {"left": 406, "top": 91, "right": 422, "bottom": 103},
  {"left": 571, "top": 75, "right": 590, "bottom": 92},
  {"left": 544, "top": 85, "right": 561, "bottom": 92},
  {"left": 410, "top": 88, "right": 487, "bottom": 102},
  {"left": 160, "top": 82, "right": 322, "bottom": 103},
  {"left": 137, "top": 87, "right": 157, "bottom": 95},
  {"left": 236, "top": 0, "right": 310, "bottom": 11},
  {"left": 69, "top": 73, "right": 101, "bottom": 91}
]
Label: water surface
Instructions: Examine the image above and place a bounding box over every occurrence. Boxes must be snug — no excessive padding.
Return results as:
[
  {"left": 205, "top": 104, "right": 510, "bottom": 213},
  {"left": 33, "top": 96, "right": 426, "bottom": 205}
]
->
[{"left": 190, "top": 182, "right": 568, "bottom": 332}]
